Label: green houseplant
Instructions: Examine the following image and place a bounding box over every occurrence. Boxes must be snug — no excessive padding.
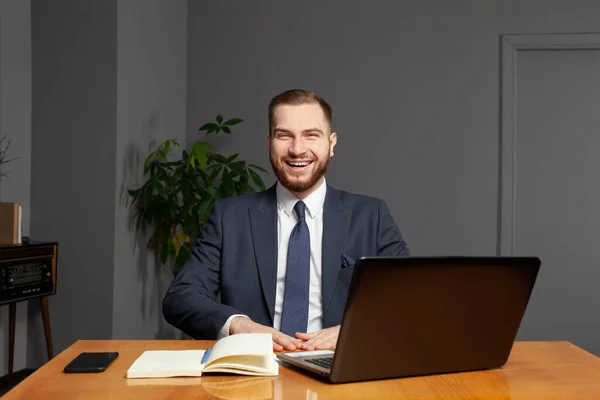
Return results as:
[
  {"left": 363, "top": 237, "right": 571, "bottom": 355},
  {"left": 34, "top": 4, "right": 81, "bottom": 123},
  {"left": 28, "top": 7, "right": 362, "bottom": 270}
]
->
[{"left": 127, "top": 116, "right": 268, "bottom": 274}]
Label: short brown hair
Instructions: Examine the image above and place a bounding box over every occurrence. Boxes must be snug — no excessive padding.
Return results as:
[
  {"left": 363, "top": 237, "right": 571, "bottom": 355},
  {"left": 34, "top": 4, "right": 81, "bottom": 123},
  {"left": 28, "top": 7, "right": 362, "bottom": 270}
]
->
[{"left": 268, "top": 89, "right": 332, "bottom": 134}]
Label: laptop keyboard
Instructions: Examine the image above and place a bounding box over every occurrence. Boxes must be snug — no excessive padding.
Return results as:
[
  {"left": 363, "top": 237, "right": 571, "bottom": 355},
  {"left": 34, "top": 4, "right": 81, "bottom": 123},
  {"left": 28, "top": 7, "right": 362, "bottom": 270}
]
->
[{"left": 306, "top": 357, "right": 333, "bottom": 369}]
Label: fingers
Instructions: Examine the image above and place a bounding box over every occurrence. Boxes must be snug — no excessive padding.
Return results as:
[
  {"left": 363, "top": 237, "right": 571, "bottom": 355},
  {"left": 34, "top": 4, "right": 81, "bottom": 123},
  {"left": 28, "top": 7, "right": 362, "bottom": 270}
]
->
[
  {"left": 272, "top": 341, "right": 283, "bottom": 352},
  {"left": 302, "top": 337, "right": 328, "bottom": 350},
  {"left": 295, "top": 331, "right": 316, "bottom": 340},
  {"left": 301, "top": 328, "right": 339, "bottom": 350},
  {"left": 314, "top": 338, "right": 337, "bottom": 350},
  {"left": 303, "top": 339, "right": 335, "bottom": 350},
  {"left": 273, "top": 332, "right": 302, "bottom": 351}
]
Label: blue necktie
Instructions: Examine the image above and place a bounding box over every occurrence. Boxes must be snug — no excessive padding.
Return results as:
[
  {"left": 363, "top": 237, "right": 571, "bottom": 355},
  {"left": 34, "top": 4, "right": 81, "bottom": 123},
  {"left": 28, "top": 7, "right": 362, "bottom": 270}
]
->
[{"left": 280, "top": 201, "right": 310, "bottom": 336}]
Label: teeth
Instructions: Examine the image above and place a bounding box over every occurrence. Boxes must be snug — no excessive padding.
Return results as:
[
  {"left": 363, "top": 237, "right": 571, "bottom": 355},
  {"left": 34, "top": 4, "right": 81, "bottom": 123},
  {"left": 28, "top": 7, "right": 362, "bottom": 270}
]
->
[{"left": 288, "top": 162, "right": 310, "bottom": 167}]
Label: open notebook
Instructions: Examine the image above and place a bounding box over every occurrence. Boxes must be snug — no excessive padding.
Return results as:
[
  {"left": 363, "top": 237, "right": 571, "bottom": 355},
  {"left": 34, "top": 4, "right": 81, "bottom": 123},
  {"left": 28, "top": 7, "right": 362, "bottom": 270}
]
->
[{"left": 126, "top": 333, "right": 278, "bottom": 378}]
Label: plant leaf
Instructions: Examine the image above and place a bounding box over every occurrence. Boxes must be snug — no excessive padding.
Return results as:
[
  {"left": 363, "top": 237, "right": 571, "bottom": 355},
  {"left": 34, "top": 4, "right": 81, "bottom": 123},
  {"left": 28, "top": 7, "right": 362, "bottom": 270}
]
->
[
  {"left": 208, "top": 166, "right": 221, "bottom": 181},
  {"left": 249, "top": 168, "right": 266, "bottom": 191},
  {"left": 224, "top": 118, "right": 243, "bottom": 126},
  {"left": 199, "top": 123, "right": 218, "bottom": 133},
  {"left": 201, "top": 141, "right": 215, "bottom": 154},
  {"left": 213, "top": 154, "right": 227, "bottom": 164},
  {"left": 230, "top": 160, "right": 246, "bottom": 174},
  {"left": 216, "top": 115, "right": 223, "bottom": 124},
  {"left": 220, "top": 168, "right": 234, "bottom": 196},
  {"left": 222, "top": 126, "right": 231, "bottom": 134},
  {"left": 144, "top": 151, "right": 155, "bottom": 169},
  {"left": 188, "top": 141, "right": 208, "bottom": 171},
  {"left": 197, "top": 198, "right": 214, "bottom": 224},
  {"left": 227, "top": 153, "right": 239, "bottom": 162},
  {"left": 249, "top": 164, "right": 268, "bottom": 173},
  {"left": 236, "top": 175, "right": 249, "bottom": 194}
]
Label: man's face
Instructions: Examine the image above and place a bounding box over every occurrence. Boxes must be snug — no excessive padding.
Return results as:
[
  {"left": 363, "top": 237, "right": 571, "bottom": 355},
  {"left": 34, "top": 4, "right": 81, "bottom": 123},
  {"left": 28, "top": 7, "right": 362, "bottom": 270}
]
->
[{"left": 268, "top": 103, "right": 337, "bottom": 198}]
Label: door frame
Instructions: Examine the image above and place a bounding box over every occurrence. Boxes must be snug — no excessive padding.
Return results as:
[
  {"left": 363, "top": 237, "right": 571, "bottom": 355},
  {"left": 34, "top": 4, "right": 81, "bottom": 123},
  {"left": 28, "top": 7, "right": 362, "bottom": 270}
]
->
[{"left": 499, "top": 33, "right": 600, "bottom": 256}]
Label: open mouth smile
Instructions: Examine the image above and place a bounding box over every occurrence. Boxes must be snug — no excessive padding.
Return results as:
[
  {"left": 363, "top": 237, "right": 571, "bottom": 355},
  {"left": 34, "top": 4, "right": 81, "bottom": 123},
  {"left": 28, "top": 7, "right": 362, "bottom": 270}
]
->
[{"left": 285, "top": 160, "right": 313, "bottom": 172}]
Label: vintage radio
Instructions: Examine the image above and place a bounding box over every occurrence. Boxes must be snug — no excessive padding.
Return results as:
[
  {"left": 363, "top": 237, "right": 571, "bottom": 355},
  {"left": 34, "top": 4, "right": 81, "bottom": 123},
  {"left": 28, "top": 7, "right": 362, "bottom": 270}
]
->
[{"left": 0, "top": 241, "right": 57, "bottom": 305}]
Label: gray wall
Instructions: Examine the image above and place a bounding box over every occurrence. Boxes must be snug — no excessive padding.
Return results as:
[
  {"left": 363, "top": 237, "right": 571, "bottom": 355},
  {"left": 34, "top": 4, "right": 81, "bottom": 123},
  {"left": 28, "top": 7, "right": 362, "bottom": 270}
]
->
[
  {"left": 0, "top": 0, "right": 31, "bottom": 376},
  {"left": 29, "top": 0, "right": 118, "bottom": 366},
  {"left": 27, "top": 0, "right": 187, "bottom": 368},
  {"left": 187, "top": 1, "right": 600, "bottom": 354},
  {"left": 112, "top": 0, "right": 186, "bottom": 340}
]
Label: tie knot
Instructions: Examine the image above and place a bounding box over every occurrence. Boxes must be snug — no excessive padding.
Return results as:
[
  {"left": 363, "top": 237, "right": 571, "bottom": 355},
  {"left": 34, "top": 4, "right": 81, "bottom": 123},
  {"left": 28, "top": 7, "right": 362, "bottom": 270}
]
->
[{"left": 294, "top": 201, "right": 306, "bottom": 220}]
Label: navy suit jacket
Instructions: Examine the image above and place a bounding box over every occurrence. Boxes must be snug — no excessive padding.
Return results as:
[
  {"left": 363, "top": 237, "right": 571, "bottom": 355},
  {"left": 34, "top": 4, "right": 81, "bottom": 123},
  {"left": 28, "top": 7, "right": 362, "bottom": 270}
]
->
[{"left": 162, "top": 184, "right": 410, "bottom": 339}]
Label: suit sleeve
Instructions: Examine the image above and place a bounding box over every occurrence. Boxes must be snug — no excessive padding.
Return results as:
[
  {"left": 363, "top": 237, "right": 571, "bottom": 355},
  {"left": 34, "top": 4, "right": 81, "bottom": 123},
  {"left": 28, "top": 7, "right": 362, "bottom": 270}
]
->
[
  {"left": 162, "top": 200, "right": 244, "bottom": 339},
  {"left": 376, "top": 199, "right": 410, "bottom": 256}
]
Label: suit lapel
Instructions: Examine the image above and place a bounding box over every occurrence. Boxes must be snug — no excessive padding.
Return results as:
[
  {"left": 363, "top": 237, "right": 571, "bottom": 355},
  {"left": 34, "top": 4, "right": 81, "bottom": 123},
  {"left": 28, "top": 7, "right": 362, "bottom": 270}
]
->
[
  {"left": 249, "top": 185, "right": 278, "bottom": 322},
  {"left": 321, "top": 186, "right": 351, "bottom": 316}
]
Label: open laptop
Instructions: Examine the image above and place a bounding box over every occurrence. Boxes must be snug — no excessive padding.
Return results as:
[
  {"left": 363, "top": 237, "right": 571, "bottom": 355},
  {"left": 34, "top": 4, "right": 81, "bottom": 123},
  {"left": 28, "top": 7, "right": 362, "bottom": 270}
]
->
[{"left": 277, "top": 256, "right": 540, "bottom": 383}]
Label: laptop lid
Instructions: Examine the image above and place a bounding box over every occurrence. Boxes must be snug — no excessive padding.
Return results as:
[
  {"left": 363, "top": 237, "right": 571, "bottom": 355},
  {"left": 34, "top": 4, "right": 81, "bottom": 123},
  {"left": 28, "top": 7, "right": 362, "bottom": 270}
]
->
[{"left": 280, "top": 256, "right": 540, "bottom": 383}]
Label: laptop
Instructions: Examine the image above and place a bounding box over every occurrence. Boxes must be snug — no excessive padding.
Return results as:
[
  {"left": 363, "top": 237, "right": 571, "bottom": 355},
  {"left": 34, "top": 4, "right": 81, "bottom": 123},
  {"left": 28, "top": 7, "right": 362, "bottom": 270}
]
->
[{"left": 277, "top": 256, "right": 540, "bottom": 383}]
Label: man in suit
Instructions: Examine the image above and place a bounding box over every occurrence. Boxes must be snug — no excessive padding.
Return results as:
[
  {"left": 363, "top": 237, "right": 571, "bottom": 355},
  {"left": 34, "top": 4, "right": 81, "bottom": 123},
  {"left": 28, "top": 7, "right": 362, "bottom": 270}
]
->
[{"left": 163, "top": 89, "right": 410, "bottom": 351}]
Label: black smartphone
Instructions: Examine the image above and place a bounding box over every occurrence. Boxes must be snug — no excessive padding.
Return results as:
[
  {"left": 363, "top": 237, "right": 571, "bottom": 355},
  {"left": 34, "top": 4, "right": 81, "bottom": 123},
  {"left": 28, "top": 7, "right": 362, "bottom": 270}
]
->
[{"left": 63, "top": 352, "right": 119, "bottom": 373}]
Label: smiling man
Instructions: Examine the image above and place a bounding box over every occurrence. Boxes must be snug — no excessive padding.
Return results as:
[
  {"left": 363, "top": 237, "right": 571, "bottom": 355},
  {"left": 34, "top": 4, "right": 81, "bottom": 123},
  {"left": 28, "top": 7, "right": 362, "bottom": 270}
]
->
[{"left": 163, "top": 89, "right": 410, "bottom": 351}]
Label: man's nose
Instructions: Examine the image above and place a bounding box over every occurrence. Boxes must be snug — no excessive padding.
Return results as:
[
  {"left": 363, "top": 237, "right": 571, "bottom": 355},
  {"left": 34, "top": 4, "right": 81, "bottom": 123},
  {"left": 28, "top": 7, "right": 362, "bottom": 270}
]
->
[{"left": 289, "top": 139, "right": 307, "bottom": 155}]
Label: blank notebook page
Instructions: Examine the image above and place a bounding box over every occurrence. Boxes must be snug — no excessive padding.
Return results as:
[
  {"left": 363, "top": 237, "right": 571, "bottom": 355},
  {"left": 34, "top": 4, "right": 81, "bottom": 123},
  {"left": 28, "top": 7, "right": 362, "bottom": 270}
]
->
[{"left": 128, "top": 350, "right": 206, "bottom": 374}]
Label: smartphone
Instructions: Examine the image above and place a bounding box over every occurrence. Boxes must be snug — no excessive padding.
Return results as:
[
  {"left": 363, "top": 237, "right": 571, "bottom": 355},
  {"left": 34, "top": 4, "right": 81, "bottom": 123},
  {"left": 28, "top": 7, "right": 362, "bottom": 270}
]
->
[{"left": 63, "top": 352, "right": 119, "bottom": 373}]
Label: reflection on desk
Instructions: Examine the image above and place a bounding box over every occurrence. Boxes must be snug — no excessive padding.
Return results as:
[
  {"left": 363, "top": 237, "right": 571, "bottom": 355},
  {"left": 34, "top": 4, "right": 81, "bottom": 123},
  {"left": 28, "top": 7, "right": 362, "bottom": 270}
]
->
[{"left": 127, "top": 376, "right": 275, "bottom": 400}]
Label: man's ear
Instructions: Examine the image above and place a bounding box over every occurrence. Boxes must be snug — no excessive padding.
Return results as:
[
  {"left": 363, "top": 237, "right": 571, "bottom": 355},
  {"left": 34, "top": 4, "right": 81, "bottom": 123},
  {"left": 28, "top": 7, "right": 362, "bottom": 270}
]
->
[
  {"left": 329, "top": 132, "right": 337, "bottom": 156},
  {"left": 266, "top": 133, "right": 271, "bottom": 150}
]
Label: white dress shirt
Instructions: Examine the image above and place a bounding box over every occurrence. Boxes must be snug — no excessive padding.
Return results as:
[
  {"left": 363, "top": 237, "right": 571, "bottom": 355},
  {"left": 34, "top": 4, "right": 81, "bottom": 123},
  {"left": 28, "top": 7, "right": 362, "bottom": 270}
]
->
[{"left": 218, "top": 179, "right": 327, "bottom": 338}]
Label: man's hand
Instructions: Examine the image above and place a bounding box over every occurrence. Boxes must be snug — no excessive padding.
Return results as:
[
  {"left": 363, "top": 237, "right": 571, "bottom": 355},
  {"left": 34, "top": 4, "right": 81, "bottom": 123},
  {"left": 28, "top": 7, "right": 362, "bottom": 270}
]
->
[
  {"left": 295, "top": 325, "right": 340, "bottom": 351},
  {"left": 229, "top": 317, "right": 303, "bottom": 352}
]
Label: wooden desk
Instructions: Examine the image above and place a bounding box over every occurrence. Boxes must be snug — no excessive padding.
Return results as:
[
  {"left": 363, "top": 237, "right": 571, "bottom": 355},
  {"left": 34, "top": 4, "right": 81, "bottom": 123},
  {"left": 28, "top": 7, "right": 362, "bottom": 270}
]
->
[{"left": 3, "top": 340, "right": 600, "bottom": 399}]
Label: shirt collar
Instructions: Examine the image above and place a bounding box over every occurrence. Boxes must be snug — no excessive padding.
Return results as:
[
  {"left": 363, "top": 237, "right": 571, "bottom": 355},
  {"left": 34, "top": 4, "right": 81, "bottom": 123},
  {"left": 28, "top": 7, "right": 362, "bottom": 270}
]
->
[{"left": 276, "top": 178, "right": 327, "bottom": 219}]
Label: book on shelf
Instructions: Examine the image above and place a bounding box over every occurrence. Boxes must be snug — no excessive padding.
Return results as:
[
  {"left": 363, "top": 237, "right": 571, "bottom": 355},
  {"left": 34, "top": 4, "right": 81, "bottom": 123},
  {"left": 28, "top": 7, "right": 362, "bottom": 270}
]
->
[
  {"left": 0, "top": 202, "right": 21, "bottom": 245},
  {"left": 126, "top": 333, "right": 278, "bottom": 379}
]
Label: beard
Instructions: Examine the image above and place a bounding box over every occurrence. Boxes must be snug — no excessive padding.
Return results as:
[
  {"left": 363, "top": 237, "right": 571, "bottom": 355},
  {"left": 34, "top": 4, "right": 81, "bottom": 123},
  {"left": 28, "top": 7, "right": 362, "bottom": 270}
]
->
[{"left": 270, "top": 152, "right": 330, "bottom": 194}]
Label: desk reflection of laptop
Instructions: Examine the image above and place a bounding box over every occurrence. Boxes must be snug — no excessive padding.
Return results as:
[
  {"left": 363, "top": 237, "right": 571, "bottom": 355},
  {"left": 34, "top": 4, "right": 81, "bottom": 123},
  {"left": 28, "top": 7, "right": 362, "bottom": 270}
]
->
[{"left": 277, "top": 256, "right": 540, "bottom": 384}]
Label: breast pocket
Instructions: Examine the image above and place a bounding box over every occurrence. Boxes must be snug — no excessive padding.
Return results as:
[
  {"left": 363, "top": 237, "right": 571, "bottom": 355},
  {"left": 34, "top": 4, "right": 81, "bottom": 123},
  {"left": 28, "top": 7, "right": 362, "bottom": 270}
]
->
[{"left": 338, "top": 253, "right": 357, "bottom": 281}]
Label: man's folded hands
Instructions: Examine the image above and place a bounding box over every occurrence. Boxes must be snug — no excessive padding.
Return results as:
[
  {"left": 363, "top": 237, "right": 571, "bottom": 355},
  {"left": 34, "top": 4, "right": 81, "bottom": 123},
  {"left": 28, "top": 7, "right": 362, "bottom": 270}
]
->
[{"left": 230, "top": 317, "right": 340, "bottom": 351}]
